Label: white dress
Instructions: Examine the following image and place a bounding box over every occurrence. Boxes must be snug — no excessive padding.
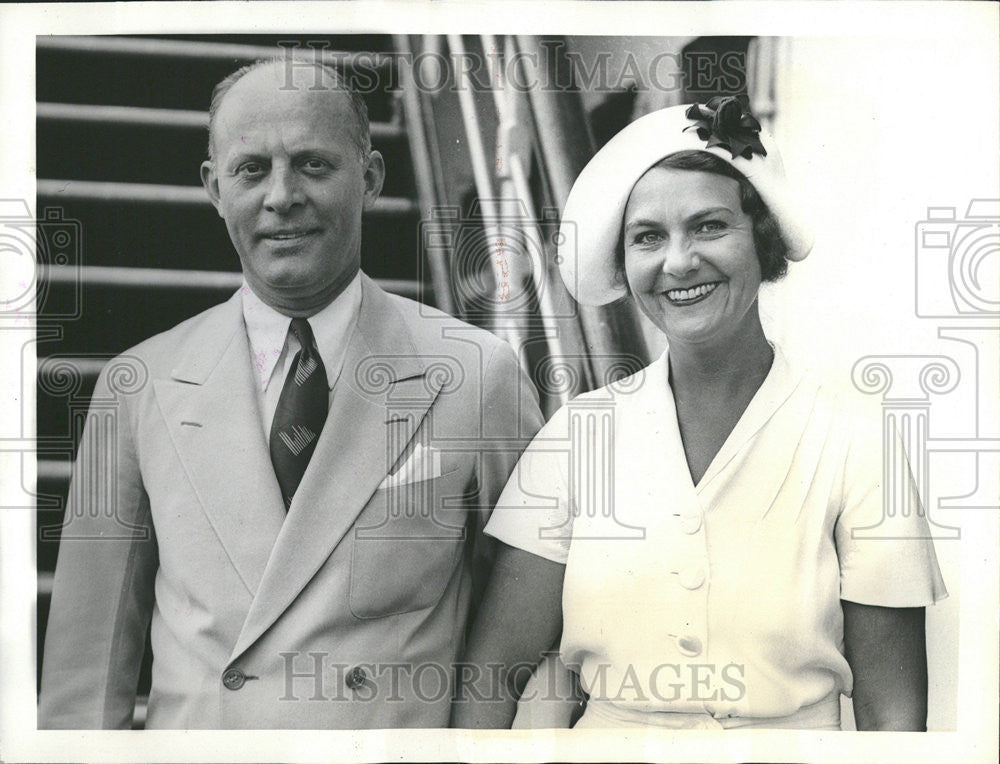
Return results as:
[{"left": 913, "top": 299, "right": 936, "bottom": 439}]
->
[{"left": 485, "top": 346, "right": 947, "bottom": 729}]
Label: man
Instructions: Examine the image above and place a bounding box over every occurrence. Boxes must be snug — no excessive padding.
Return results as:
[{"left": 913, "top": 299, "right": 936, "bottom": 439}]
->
[{"left": 39, "top": 59, "right": 542, "bottom": 729}]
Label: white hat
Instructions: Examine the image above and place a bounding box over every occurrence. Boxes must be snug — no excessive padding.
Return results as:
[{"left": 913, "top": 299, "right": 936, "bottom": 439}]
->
[{"left": 557, "top": 99, "right": 813, "bottom": 306}]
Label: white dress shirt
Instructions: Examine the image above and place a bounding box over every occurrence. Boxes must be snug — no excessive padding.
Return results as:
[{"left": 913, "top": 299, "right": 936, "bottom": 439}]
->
[{"left": 240, "top": 273, "right": 363, "bottom": 441}]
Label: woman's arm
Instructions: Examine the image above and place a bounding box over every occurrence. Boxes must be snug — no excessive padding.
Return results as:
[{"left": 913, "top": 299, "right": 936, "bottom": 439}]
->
[
  {"left": 512, "top": 652, "right": 586, "bottom": 729},
  {"left": 451, "top": 542, "right": 566, "bottom": 728},
  {"left": 842, "top": 600, "right": 928, "bottom": 730}
]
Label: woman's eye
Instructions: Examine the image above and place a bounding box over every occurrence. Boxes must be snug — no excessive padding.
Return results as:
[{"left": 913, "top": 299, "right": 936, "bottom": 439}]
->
[
  {"left": 695, "top": 220, "right": 726, "bottom": 234},
  {"left": 633, "top": 231, "right": 663, "bottom": 246}
]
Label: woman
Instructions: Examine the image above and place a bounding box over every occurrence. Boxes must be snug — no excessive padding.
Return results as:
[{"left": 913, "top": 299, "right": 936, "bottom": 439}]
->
[{"left": 452, "top": 98, "right": 946, "bottom": 730}]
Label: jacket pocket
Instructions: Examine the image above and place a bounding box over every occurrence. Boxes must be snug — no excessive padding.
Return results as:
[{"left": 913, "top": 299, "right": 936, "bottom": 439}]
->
[{"left": 349, "top": 466, "right": 468, "bottom": 619}]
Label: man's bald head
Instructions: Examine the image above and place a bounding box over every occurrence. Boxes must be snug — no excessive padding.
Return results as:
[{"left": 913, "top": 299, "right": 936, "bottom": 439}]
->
[{"left": 206, "top": 58, "right": 371, "bottom": 162}]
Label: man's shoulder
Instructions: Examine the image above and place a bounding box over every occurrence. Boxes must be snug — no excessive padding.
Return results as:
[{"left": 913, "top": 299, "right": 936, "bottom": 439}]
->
[
  {"left": 376, "top": 289, "right": 509, "bottom": 358},
  {"left": 112, "top": 293, "right": 241, "bottom": 371}
]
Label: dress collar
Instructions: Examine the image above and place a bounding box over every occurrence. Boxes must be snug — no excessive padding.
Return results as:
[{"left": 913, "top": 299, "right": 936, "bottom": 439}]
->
[{"left": 637, "top": 343, "right": 803, "bottom": 491}]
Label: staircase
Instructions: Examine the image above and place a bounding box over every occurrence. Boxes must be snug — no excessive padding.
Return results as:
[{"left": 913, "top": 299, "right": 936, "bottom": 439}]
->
[{"left": 34, "top": 34, "right": 434, "bottom": 726}]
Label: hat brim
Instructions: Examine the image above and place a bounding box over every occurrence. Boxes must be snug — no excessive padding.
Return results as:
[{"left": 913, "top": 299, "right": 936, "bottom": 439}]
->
[{"left": 557, "top": 104, "right": 813, "bottom": 306}]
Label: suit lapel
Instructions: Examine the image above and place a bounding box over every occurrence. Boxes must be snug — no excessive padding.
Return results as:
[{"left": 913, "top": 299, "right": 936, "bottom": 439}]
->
[
  {"left": 230, "top": 276, "right": 438, "bottom": 659},
  {"left": 153, "top": 291, "right": 286, "bottom": 596}
]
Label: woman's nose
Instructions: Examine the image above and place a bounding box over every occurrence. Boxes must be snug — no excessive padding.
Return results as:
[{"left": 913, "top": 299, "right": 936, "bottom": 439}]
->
[
  {"left": 662, "top": 237, "right": 700, "bottom": 276},
  {"left": 263, "top": 166, "right": 304, "bottom": 213}
]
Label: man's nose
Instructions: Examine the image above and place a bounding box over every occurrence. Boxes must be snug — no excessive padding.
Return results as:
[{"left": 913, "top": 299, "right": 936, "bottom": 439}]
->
[
  {"left": 662, "top": 236, "right": 700, "bottom": 276},
  {"left": 262, "top": 166, "right": 305, "bottom": 213}
]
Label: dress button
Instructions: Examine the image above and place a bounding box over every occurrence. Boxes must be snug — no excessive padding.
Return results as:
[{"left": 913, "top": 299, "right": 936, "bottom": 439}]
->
[
  {"left": 676, "top": 635, "right": 703, "bottom": 657},
  {"left": 678, "top": 565, "right": 706, "bottom": 590},
  {"left": 679, "top": 510, "right": 702, "bottom": 534},
  {"left": 345, "top": 666, "right": 368, "bottom": 690},
  {"left": 222, "top": 667, "right": 246, "bottom": 691}
]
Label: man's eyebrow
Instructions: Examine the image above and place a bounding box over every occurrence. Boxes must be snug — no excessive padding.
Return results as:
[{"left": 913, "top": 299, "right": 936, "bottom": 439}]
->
[
  {"left": 224, "top": 150, "right": 266, "bottom": 167},
  {"left": 289, "top": 147, "right": 342, "bottom": 160}
]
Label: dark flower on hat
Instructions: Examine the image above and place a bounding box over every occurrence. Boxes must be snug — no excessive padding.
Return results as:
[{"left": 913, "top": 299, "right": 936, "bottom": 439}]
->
[{"left": 684, "top": 96, "right": 767, "bottom": 160}]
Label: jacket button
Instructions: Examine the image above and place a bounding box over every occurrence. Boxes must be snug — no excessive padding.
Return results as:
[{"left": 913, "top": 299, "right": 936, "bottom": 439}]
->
[
  {"left": 222, "top": 667, "right": 246, "bottom": 691},
  {"left": 676, "top": 635, "right": 703, "bottom": 657},
  {"left": 679, "top": 510, "right": 703, "bottom": 534},
  {"left": 346, "top": 666, "right": 367, "bottom": 690},
  {"left": 678, "top": 565, "right": 706, "bottom": 590}
]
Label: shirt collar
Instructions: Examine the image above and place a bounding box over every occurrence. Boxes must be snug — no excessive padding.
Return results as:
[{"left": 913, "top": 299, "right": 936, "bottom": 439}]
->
[{"left": 240, "top": 272, "right": 363, "bottom": 392}]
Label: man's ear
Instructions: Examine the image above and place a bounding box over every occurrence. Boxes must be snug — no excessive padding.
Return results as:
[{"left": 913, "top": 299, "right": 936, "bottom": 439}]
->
[
  {"left": 361, "top": 150, "right": 386, "bottom": 211},
  {"left": 200, "top": 160, "right": 224, "bottom": 217}
]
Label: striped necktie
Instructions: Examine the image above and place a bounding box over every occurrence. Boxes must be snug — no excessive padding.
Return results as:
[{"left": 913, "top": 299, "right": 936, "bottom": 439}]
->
[{"left": 269, "top": 318, "right": 329, "bottom": 510}]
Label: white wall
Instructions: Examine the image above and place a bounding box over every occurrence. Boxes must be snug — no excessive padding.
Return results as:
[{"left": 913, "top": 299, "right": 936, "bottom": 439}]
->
[{"left": 761, "top": 35, "right": 1000, "bottom": 731}]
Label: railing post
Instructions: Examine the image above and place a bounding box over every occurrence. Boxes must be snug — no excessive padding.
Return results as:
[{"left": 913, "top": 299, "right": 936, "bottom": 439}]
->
[{"left": 515, "top": 36, "right": 650, "bottom": 389}]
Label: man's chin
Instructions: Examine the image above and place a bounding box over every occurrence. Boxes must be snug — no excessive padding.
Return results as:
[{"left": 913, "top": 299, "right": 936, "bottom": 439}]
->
[{"left": 247, "top": 270, "right": 357, "bottom": 315}]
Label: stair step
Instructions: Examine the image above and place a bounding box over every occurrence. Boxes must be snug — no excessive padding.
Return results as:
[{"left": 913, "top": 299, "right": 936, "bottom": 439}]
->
[
  {"left": 36, "top": 35, "right": 398, "bottom": 122},
  {"left": 35, "top": 266, "right": 430, "bottom": 358},
  {"left": 41, "top": 264, "right": 426, "bottom": 298},
  {"left": 37, "top": 179, "right": 419, "bottom": 216},
  {"left": 31, "top": 200, "right": 420, "bottom": 277},
  {"left": 36, "top": 35, "right": 393, "bottom": 70},
  {"left": 36, "top": 102, "right": 405, "bottom": 143}
]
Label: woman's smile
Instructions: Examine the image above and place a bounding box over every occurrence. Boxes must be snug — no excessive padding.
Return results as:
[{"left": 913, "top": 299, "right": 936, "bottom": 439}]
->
[{"left": 663, "top": 280, "right": 722, "bottom": 305}]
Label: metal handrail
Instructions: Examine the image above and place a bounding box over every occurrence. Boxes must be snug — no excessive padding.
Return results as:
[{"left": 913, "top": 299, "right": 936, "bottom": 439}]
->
[
  {"left": 446, "top": 34, "right": 523, "bottom": 351},
  {"left": 514, "top": 36, "right": 651, "bottom": 389},
  {"left": 391, "top": 35, "right": 455, "bottom": 316},
  {"left": 484, "top": 34, "right": 576, "bottom": 406}
]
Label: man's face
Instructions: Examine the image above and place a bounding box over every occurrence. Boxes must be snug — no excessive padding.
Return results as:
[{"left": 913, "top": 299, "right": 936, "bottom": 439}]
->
[{"left": 201, "top": 64, "right": 384, "bottom": 316}]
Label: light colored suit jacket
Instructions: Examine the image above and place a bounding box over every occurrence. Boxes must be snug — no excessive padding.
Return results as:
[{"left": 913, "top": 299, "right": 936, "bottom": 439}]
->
[{"left": 39, "top": 274, "right": 543, "bottom": 729}]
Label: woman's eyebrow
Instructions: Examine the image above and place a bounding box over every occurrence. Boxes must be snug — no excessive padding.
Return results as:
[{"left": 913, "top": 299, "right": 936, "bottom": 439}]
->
[
  {"left": 623, "top": 217, "right": 662, "bottom": 232},
  {"left": 685, "top": 206, "right": 734, "bottom": 222},
  {"left": 624, "top": 206, "right": 734, "bottom": 232}
]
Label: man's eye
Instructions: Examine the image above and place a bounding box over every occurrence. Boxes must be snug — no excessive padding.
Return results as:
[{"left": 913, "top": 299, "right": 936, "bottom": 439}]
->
[
  {"left": 237, "top": 163, "right": 265, "bottom": 177},
  {"left": 302, "top": 158, "right": 329, "bottom": 171}
]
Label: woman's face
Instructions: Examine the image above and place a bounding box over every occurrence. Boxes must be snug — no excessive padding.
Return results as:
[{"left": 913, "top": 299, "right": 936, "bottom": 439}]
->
[{"left": 623, "top": 167, "right": 762, "bottom": 347}]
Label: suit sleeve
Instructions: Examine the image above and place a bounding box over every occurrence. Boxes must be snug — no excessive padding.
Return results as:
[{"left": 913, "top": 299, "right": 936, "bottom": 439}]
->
[
  {"left": 467, "top": 341, "right": 545, "bottom": 611},
  {"left": 38, "top": 361, "right": 158, "bottom": 729}
]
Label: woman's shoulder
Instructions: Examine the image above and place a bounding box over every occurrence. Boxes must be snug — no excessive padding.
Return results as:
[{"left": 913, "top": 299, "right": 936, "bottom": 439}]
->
[
  {"left": 562, "top": 353, "right": 666, "bottom": 408},
  {"left": 777, "top": 345, "right": 887, "bottom": 445}
]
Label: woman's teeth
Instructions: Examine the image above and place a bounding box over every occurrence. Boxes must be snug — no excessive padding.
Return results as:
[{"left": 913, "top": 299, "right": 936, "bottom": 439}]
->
[{"left": 666, "top": 282, "right": 719, "bottom": 302}]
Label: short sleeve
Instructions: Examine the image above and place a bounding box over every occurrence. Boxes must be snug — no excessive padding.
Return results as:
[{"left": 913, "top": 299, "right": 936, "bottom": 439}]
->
[
  {"left": 835, "top": 400, "right": 948, "bottom": 607},
  {"left": 484, "top": 405, "right": 575, "bottom": 565}
]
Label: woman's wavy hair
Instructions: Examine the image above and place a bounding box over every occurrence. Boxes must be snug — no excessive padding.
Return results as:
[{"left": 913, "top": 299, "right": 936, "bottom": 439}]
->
[{"left": 614, "top": 149, "right": 789, "bottom": 290}]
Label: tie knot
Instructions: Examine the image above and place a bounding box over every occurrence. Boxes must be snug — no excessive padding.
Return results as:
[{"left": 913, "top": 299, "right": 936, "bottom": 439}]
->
[{"left": 289, "top": 318, "right": 317, "bottom": 356}]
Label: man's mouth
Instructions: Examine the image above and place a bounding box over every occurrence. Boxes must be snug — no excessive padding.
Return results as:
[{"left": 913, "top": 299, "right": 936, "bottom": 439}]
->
[
  {"left": 664, "top": 281, "right": 720, "bottom": 305},
  {"left": 260, "top": 229, "right": 318, "bottom": 242}
]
